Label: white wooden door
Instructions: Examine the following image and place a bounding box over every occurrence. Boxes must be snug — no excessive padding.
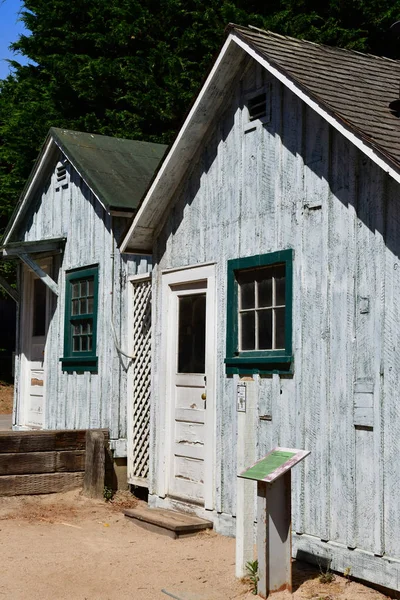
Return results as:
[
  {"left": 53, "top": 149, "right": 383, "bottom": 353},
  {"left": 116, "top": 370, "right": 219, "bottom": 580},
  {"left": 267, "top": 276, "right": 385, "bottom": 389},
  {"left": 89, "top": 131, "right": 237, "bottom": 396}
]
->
[
  {"left": 21, "top": 263, "right": 51, "bottom": 428},
  {"left": 164, "top": 265, "right": 216, "bottom": 508}
]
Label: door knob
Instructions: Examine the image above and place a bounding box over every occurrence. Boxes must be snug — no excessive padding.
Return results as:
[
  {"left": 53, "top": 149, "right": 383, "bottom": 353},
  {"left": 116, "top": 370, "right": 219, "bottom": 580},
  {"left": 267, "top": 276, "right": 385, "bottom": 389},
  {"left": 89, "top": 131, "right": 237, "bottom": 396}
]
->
[{"left": 201, "top": 392, "right": 207, "bottom": 400}]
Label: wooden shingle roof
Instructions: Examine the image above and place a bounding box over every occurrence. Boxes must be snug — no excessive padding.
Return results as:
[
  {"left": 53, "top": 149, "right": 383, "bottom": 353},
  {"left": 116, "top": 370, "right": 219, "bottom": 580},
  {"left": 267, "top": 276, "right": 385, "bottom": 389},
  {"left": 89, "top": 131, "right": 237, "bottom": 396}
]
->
[{"left": 231, "top": 24, "right": 400, "bottom": 169}]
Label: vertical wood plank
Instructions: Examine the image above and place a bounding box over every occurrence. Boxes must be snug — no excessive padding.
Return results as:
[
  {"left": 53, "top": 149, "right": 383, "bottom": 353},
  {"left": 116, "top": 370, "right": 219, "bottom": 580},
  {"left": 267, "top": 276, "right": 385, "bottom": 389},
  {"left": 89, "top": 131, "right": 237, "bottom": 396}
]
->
[
  {"left": 83, "top": 430, "right": 105, "bottom": 499},
  {"left": 236, "top": 378, "right": 257, "bottom": 577}
]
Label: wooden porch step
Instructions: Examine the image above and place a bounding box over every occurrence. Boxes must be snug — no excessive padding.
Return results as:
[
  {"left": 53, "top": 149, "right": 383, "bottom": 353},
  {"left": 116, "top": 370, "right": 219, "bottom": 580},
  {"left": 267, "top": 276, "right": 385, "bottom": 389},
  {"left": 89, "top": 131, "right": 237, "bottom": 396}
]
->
[{"left": 124, "top": 506, "right": 213, "bottom": 539}]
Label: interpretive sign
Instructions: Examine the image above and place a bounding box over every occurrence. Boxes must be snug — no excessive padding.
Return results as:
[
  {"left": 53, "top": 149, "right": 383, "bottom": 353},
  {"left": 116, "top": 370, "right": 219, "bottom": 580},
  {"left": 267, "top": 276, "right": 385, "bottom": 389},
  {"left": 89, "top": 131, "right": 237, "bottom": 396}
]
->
[
  {"left": 238, "top": 447, "right": 310, "bottom": 484},
  {"left": 237, "top": 447, "right": 310, "bottom": 598}
]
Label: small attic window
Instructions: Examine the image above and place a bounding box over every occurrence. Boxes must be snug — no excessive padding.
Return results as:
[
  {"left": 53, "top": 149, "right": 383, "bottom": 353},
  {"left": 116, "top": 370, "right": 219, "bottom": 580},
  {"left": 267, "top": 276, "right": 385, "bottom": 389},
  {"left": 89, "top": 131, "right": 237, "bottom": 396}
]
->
[
  {"left": 56, "top": 164, "right": 67, "bottom": 182},
  {"left": 244, "top": 84, "right": 272, "bottom": 132},
  {"left": 55, "top": 158, "right": 69, "bottom": 190},
  {"left": 248, "top": 93, "right": 267, "bottom": 121}
]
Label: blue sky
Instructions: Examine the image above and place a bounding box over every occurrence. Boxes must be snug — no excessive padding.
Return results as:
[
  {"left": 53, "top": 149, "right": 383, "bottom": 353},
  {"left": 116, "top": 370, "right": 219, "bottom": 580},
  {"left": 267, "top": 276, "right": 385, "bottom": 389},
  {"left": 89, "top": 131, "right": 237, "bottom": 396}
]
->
[{"left": 0, "top": 0, "right": 29, "bottom": 79}]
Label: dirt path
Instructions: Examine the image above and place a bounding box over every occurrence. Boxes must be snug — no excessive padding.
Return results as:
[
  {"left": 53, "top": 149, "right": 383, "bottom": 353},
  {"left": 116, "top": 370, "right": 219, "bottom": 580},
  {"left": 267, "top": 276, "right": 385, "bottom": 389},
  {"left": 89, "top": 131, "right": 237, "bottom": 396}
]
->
[
  {"left": 0, "top": 383, "right": 13, "bottom": 414},
  {"left": 0, "top": 491, "right": 391, "bottom": 600}
]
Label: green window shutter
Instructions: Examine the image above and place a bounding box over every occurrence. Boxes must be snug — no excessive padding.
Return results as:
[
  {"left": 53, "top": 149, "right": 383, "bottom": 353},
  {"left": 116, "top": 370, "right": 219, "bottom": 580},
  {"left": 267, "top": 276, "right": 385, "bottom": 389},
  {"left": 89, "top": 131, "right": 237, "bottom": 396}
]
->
[
  {"left": 60, "top": 265, "right": 99, "bottom": 373},
  {"left": 225, "top": 249, "right": 293, "bottom": 375}
]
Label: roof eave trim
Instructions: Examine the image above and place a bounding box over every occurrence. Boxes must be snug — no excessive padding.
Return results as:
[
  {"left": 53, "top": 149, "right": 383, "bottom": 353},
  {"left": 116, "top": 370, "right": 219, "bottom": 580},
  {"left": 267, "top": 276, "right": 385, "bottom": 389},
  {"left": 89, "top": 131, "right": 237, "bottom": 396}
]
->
[
  {"left": 3, "top": 135, "right": 54, "bottom": 246},
  {"left": 120, "top": 33, "right": 237, "bottom": 253}
]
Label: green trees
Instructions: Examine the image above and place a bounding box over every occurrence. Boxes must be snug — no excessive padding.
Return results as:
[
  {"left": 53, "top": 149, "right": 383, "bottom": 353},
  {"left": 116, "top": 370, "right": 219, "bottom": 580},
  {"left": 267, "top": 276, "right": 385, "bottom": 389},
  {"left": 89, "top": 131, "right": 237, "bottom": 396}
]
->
[{"left": 0, "top": 0, "right": 400, "bottom": 235}]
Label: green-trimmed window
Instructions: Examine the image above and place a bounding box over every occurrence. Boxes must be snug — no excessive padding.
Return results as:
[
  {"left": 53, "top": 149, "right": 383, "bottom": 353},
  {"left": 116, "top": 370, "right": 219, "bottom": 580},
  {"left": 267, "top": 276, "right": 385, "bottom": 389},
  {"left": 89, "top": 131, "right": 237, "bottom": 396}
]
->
[
  {"left": 225, "top": 250, "right": 293, "bottom": 375},
  {"left": 60, "top": 266, "right": 99, "bottom": 372}
]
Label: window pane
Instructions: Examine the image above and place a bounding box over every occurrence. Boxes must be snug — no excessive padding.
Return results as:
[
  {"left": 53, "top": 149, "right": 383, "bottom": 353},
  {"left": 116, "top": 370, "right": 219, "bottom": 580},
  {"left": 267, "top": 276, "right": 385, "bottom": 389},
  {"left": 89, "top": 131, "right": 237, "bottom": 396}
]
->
[
  {"left": 275, "top": 308, "right": 286, "bottom": 349},
  {"left": 240, "top": 281, "right": 255, "bottom": 309},
  {"left": 67, "top": 269, "right": 97, "bottom": 361},
  {"left": 237, "top": 271, "right": 255, "bottom": 309},
  {"left": 178, "top": 294, "right": 206, "bottom": 373},
  {"left": 258, "top": 309, "right": 272, "bottom": 349},
  {"left": 274, "top": 266, "right": 286, "bottom": 306},
  {"left": 258, "top": 275, "right": 272, "bottom": 308},
  {"left": 33, "top": 279, "right": 46, "bottom": 337},
  {"left": 240, "top": 311, "right": 255, "bottom": 350},
  {"left": 72, "top": 299, "right": 79, "bottom": 316},
  {"left": 72, "top": 283, "right": 79, "bottom": 299}
]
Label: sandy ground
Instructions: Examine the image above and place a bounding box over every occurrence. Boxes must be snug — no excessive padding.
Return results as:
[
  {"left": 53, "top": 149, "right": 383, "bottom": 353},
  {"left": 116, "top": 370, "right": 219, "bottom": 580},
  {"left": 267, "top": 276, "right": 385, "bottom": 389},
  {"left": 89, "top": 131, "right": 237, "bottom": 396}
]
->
[
  {"left": 0, "top": 382, "right": 13, "bottom": 414},
  {"left": 0, "top": 490, "right": 392, "bottom": 600}
]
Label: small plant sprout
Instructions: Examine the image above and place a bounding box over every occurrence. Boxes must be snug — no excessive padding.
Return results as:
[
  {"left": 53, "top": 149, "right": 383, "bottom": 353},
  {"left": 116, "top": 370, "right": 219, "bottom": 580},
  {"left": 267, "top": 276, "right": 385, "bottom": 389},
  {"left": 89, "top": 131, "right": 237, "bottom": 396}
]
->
[
  {"left": 245, "top": 559, "right": 259, "bottom": 595},
  {"left": 344, "top": 566, "right": 352, "bottom": 581},
  {"left": 318, "top": 559, "right": 335, "bottom": 584},
  {"left": 103, "top": 486, "right": 114, "bottom": 502}
]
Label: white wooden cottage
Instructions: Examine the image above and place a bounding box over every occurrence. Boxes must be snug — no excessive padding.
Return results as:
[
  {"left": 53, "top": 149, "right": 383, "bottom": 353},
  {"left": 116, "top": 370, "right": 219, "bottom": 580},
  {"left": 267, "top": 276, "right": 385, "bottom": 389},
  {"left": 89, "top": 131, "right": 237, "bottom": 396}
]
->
[
  {"left": 0, "top": 128, "right": 166, "bottom": 485},
  {"left": 122, "top": 24, "right": 400, "bottom": 590}
]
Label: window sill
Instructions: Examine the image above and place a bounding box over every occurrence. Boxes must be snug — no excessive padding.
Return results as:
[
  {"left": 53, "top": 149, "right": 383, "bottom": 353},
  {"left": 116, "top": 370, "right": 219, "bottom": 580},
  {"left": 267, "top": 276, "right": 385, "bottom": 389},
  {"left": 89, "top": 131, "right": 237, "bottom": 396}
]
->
[
  {"left": 224, "top": 354, "right": 293, "bottom": 375},
  {"left": 60, "top": 356, "right": 98, "bottom": 373}
]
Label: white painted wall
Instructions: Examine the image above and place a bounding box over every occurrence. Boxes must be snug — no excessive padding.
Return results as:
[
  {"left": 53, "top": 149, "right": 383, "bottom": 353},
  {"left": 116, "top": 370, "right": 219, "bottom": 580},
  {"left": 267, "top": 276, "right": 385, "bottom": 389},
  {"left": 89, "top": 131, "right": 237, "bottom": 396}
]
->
[
  {"left": 13, "top": 158, "right": 151, "bottom": 449},
  {"left": 150, "top": 59, "right": 400, "bottom": 588}
]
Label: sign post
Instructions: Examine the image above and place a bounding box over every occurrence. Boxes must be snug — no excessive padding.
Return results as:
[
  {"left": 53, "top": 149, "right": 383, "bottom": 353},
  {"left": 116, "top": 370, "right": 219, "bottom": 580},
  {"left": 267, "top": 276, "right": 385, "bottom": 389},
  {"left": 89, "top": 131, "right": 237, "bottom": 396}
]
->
[{"left": 238, "top": 447, "right": 310, "bottom": 598}]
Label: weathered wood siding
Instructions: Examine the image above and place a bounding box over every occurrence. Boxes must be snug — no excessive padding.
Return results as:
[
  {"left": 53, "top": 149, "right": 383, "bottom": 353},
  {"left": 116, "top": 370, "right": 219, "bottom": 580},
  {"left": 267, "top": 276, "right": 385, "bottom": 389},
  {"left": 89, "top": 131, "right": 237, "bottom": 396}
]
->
[
  {"left": 14, "top": 160, "right": 151, "bottom": 448},
  {"left": 151, "top": 59, "right": 400, "bottom": 587}
]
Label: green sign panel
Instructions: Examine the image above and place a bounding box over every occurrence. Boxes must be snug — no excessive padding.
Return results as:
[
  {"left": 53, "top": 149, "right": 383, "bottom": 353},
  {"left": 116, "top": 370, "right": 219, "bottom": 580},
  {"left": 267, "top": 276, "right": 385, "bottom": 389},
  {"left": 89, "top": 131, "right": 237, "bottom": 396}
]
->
[{"left": 239, "top": 450, "right": 296, "bottom": 482}]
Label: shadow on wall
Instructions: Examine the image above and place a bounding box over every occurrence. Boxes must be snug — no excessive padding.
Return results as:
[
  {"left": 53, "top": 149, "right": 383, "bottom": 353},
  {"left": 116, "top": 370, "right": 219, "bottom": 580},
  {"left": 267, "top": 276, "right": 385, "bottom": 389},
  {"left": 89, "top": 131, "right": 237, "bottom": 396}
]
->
[{"left": 155, "top": 68, "right": 400, "bottom": 267}]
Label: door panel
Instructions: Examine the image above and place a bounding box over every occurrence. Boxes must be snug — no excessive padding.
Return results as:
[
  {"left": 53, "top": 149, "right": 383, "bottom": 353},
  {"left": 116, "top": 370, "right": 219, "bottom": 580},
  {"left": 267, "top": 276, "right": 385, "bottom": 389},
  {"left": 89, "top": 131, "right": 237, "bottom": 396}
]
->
[{"left": 175, "top": 421, "right": 205, "bottom": 444}]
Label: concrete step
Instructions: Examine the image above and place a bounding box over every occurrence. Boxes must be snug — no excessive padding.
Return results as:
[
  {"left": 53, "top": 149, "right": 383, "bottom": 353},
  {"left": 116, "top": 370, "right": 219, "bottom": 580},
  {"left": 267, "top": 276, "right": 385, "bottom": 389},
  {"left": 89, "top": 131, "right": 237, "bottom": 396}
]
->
[{"left": 124, "top": 505, "right": 213, "bottom": 539}]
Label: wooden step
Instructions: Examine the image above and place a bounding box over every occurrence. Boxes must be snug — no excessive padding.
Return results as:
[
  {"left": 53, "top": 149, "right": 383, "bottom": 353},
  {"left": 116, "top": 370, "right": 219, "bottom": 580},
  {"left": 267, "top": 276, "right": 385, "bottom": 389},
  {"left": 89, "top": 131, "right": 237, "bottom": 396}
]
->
[{"left": 124, "top": 506, "right": 213, "bottom": 539}]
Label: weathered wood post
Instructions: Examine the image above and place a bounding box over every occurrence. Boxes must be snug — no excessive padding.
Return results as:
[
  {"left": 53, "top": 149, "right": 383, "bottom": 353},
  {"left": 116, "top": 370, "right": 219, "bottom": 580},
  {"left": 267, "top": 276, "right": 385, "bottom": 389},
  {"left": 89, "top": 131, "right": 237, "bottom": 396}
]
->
[
  {"left": 83, "top": 429, "right": 105, "bottom": 499},
  {"left": 236, "top": 377, "right": 257, "bottom": 578},
  {"left": 238, "top": 447, "right": 310, "bottom": 598},
  {"left": 257, "top": 472, "right": 292, "bottom": 596}
]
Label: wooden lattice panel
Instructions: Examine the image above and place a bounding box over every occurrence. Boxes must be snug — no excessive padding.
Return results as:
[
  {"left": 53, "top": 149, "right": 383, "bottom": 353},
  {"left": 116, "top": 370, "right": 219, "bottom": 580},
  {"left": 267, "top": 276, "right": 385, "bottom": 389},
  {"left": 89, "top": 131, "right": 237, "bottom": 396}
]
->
[{"left": 131, "top": 279, "right": 151, "bottom": 481}]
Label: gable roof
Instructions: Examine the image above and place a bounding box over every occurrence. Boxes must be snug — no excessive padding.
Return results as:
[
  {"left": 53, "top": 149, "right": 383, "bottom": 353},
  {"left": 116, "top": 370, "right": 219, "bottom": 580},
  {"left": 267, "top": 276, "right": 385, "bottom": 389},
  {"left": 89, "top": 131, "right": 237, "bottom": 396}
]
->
[
  {"left": 121, "top": 24, "right": 400, "bottom": 253},
  {"left": 3, "top": 128, "right": 167, "bottom": 245},
  {"left": 51, "top": 128, "right": 168, "bottom": 212}
]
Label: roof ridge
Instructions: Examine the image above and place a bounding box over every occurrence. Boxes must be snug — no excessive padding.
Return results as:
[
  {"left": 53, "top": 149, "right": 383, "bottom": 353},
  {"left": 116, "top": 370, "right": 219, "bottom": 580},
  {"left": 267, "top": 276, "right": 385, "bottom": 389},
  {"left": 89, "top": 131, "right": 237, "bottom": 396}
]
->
[
  {"left": 50, "top": 127, "right": 168, "bottom": 147},
  {"left": 228, "top": 23, "right": 400, "bottom": 65}
]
